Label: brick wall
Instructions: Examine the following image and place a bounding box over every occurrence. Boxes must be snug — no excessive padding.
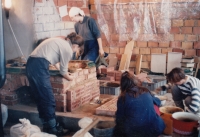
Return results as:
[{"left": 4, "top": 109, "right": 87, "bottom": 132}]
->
[{"left": 89, "top": 1, "right": 200, "bottom": 70}]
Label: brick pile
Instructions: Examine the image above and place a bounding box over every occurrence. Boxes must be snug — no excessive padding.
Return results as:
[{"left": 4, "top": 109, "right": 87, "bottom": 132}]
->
[
  {"left": 96, "top": 97, "right": 117, "bottom": 116},
  {"left": 99, "top": 67, "right": 122, "bottom": 82}
]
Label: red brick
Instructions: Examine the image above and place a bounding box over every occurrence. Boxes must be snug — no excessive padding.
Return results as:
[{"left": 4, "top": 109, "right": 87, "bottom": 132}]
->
[
  {"left": 151, "top": 48, "right": 161, "bottom": 54},
  {"left": 148, "top": 41, "right": 159, "bottom": 47},
  {"left": 197, "top": 49, "right": 200, "bottom": 56},
  {"left": 159, "top": 42, "right": 170, "bottom": 47},
  {"left": 182, "top": 42, "right": 193, "bottom": 49},
  {"left": 172, "top": 20, "right": 183, "bottom": 27},
  {"left": 184, "top": 49, "right": 196, "bottom": 56},
  {"left": 174, "top": 34, "right": 185, "bottom": 41},
  {"left": 88, "top": 67, "right": 96, "bottom": 73},
  {"left": 67, "top": 85, "right": 84, "bottom": 100},
  {"left": 36, "top": 0, "right": 42, "bottom": 2},
  {"left": 170, "top": 27, "right": 180, "bottom": 34},
  {"left": 162, "top": 48, "right": 172, "bottom": 54},
  {"left": 107, "top": 71, "right": 116, "bottom": 78},
  {"left": 4, "top": 92, "right": 17, "bottom": 100},
  {"left": 193, "top": 27, "right": 200, "bottom": 34},
  {"left": 181, "top": 27, "right": 192, "bottom": 34},
  {"left": 53, "top": 0, "right": 58, "bottom": 6},
  {"left": 67, "top": 99, "right": 81, "bottom": 112},
  {"left": 56, "top": 105, "right": 66, "bottom": 112},
  {"left": 75, "top": 75, "right": 86, "bottom": 83},
  {"left": 57, "top": 0, "right": 67, "bottom": 6},
  {"left": 194, "top": 41, "right": 200, "bottom": 49},
  {"left": 83, "top": 69, "right": 89, "bottom": 75},
  {"left": 117, "top": 41, "right": 127, "bottom": 47},
  {"left": 172, "top": 48, "right": 185, "bottom": 54},
  {"left": 186, "top": 35, "right": 197, "bottom": 41},
  {"left": 51, "top": 82, "right": 71, "bottom": 92},
  {"left": 184, "top": 20, "right": 195, "bottom": 26},
  {"left": 170, "top": 41, "right": 182, "bottom": 48},
  {"left": 54, "top": 93, "right": 66, "bottom": 101},
  {"left": 137, "top": 41, "right": 147, "bottom": 47}
]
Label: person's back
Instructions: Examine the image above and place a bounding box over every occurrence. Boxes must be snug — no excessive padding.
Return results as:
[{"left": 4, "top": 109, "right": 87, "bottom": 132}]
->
[{"left": 113, "top": 71, "right": 165, "bottom": 137}]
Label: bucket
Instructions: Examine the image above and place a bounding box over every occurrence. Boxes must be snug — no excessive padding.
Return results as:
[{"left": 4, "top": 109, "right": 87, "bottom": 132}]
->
[
  {"left": 159, "top": 106, "right": 183, "bottom": 135},
  {"left": 93, "top": 121, "right": 115, "bottom": 137},
  {"left": 172, "top": 112, "right": 199, "bottom": 135}
]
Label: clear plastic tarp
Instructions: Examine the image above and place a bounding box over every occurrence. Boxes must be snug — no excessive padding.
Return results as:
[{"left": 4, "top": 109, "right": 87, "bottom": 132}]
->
[{"left": 94, "top": 0, "right": 200, "bottom": 43}]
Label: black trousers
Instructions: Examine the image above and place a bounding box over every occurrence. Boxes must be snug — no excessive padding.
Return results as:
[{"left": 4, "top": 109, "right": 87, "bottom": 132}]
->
[{"left": 26, "top": 57, "right": 56, "bottom": 122}]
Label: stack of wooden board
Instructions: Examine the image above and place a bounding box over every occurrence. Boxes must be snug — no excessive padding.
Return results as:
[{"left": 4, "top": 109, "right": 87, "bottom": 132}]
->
[{"left": 181, "top": 57, "right": 195, "bottom": 76}]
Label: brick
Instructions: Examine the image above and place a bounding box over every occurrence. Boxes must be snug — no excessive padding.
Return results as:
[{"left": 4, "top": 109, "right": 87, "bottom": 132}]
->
[
  {"left": 109, "top": 47, "right": 119, "bottom": 53},
  {"left": 172, "top": 20, "right": 183, "bottom": 27},
  {"left": 151, "top": 48, "right": 161, "bottom": 54},
  {"left": 67, "top": 99, "right": 81, "bottom": 111},
  {"left": 56, "top": 105, "right": 66, "bottom": 112},
  {"left": 83, "top": 69, "right": 89, "bottom": 75},
  {"left": 194, "top": 41, "right": 200, "bottom": 49},
  {"left": 117, "top": 41, "right": 127, "bottom": 47},
  {"left": 57, "top": 0, "right": 67, "bottom": 6},
  {"left": 197, "top": 49, "right": 200, "bottom": 56},
  {"left": 101, "top": 67, "right": 115, "bottom": 74},
  {"left": 51, "top": 82, "right": 71, "bottom": 92},
  {"left": 148, "top": 41, "right": 159, "bottom": 47},
  {"left": 67, "top": 85, "right": 84, "bottom": 100},
  {"left": 141, "top": 62, "right": 150, "bottom": 69},
  {"left": 54, "top": 93, "right": 66, "bottom": 101},
  {"left": 75, "top": 75, "right": 86, "bottom": 83},
  {"left": 170, "top": 27, "right": 180, "bottom": 34},
  {"left": 103, "top": 47, "right": 110, "bottom": 53},
  {"left": 184, "top": 20, "right": 195, "bottom": 26},
  {"left": 172, "top": 48, "right": 185, "bottom": 54},
  {"left": 181, "top": 27, "right": 192, "bottom": 34},
  {"left": 137, "top": 41, "right": 147, "bottom": 47},
  {"left": 182, "top": 42, "right": 193, "bottom": 49},
  {"left": 170, "top": 41, "right": 182, "bottom": 48},
  {"left": 119, "top": 48, "right": 125, "bottom": 54},
  {"left": 99, "top": 76, "right": 115, "bottom": 81},
  {"left": 186, "top": 35, "right": 197, "bottom": 41},
  {"left": 88, "top": 67, "right": 96, "bottom": 73},
  {"left": 140, "top": 48, "right": 150, "bottom": 54},
  {"left": 159, "top": 42, "right": 170, "bottom": 47},
  {"left": 2, "top": 99, "right": 18, "bottom": 106},
  {"left": 132, "top": 48, "right": 139, "bottom": 54},
  {"left": 193, "top": 27, "right": 200, "bottom": 34},
  {"left": 86, "top": 72, "right": 97, "bottom": 79},
  {"left": 174, "top": 34, "right": 185, "bottom": 41},
  {"left": 197, "top": 20, "right": 200, "bottom": 26},
  {"left": 4, "top": 92, "right": 17, "bottom": 100},
  {"left": 184, "top": 49, "right": 196, "bottom": 56},
  {"left": 81, "top": 93, "right": 92, "bottom": 105},
  {"left": 107, "top": 71, "right": 116, "bottom": 78},
  {"left": 162, "top": 48, "right": 172, "bottom": 54}
]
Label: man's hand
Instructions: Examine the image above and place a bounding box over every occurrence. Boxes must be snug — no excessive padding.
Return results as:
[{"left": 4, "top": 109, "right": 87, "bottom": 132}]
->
[{"left": 99, "top": 48, "right": 104, "bottom": 57}]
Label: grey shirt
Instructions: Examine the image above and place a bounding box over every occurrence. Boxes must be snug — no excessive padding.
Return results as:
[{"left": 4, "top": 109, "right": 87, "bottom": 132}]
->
[
  {"left": 75, "top": 16, "right": 101, "bottom": 41},
  {"left": 30, "top": 37, "right": 73, "bottom": 75}
]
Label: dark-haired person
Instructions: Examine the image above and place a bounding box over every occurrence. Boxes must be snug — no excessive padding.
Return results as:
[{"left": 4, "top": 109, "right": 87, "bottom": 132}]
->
[
  {"left": 113, "top": 71, "right": 165, "bottom": 137},
  {"left": 156, "top": 67, "right": 200, "bottom": 116},
  {"left": 68, "top": 7, "right": 106, "bottom": 63},
  {"left": 26, "top": 32, "right": 84, "bottom": 136}
]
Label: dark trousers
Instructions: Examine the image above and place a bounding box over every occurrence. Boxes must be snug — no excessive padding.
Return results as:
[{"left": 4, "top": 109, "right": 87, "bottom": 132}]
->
[
  {"left": 26, "top": 57, "right": 56, "bottom": 122},
  {"left": 82, "top": 40, "right": 99, "bottom": 62},
  {"left": 171, "top": 85, "right": 191, "bottom": 109}
]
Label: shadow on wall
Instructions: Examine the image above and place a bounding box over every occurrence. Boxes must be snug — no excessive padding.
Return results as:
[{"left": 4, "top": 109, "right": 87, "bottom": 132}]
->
[{"left": 3, "top": 0, "right": 35, "bottom": 61}]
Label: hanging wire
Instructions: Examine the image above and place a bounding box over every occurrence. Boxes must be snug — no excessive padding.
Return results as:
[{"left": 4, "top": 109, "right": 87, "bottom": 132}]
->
[{"left": 7, "top": 19, "right": 27, "bottom": 62}]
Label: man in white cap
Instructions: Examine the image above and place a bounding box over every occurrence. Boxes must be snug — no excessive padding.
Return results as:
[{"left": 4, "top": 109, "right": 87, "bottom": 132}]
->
[{"left": 69, "top": 7, "right": 107, "bottom": 63}]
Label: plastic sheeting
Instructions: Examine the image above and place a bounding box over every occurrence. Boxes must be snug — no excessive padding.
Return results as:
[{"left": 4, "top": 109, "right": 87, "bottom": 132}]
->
[{"left": 94, "top": 0, "right": 200, "bottom": 42}]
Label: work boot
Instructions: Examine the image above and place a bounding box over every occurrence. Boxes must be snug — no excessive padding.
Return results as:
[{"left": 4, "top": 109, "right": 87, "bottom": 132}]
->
[
  {"left": 48, "top": 123, "right": 68, "bottom": 136},
  {"left": 43, "top": 119, "right": 68, "bottom": 136}
]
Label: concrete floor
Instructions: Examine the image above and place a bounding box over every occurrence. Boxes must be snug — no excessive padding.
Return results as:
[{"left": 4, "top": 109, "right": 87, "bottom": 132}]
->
[{"left": 2, "top": 93, "right": 198, "bottom": 137}]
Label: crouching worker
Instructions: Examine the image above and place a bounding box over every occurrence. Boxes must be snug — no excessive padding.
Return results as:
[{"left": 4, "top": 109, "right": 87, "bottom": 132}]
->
[
  {"left": 113, "top": 71, "right": 165, "bottom": 137},
  {"left": 156, "top": 67, "right": 200, "bottom": 116},
  {"left": 26, "top": 33, "right": 84, "bottom": 136}
]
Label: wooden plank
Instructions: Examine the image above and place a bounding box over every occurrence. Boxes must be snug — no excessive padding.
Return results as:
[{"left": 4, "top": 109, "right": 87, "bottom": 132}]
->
[
  {"left": 118, "top": 54, "right": 127, "bottom": 71},
  {"left": 135, "top": 54, "right": 143, "bottom": 75},
  {"left": 124, "top": 41, "right": 135, "bottom": 70}
]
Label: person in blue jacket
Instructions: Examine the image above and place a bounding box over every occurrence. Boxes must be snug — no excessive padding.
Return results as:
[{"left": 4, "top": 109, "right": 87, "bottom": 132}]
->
[{"left": 113, "top": 71, "right": 165, "bottom": 137}]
